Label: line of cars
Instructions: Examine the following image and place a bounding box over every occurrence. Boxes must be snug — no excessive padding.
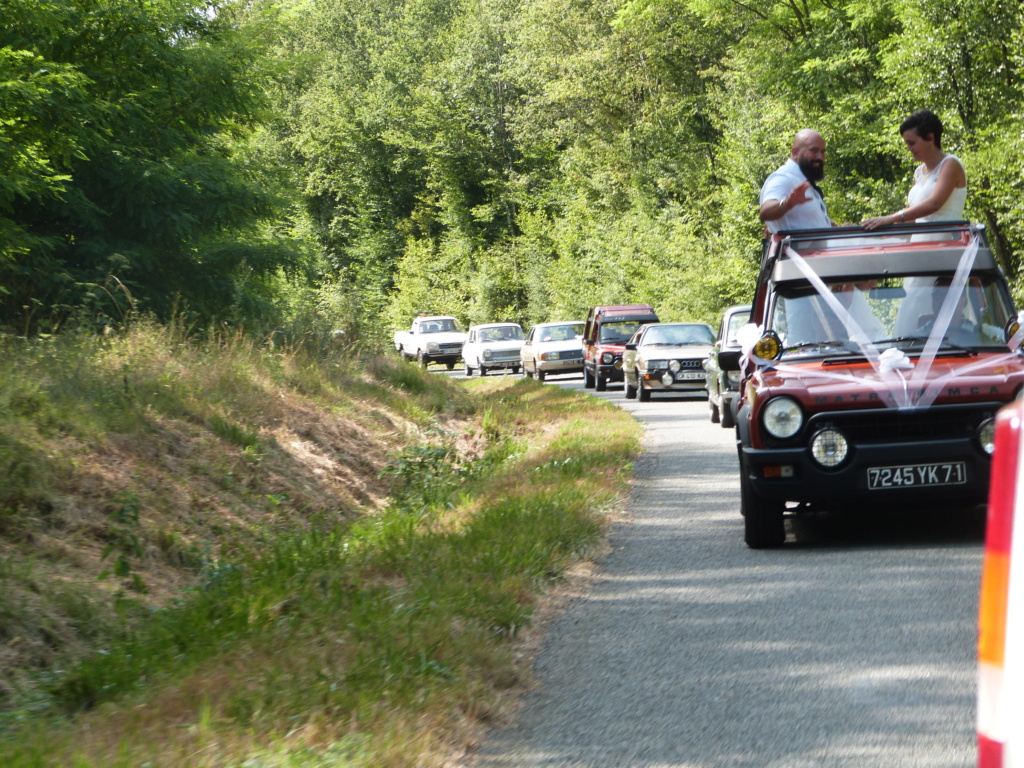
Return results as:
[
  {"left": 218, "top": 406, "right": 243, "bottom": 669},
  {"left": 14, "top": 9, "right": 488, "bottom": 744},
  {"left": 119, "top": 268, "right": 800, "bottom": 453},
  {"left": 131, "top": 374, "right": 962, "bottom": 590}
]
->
[{"left": 393, "top": 306, "right": 753, "bottom": 409}]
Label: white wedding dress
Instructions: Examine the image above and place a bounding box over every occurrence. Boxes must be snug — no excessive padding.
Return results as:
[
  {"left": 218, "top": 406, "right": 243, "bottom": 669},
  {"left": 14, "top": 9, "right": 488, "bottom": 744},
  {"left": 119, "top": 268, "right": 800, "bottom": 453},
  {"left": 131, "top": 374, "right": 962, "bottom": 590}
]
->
[{"left": 894, "top": 155, "right": 968, "bottom": 336}]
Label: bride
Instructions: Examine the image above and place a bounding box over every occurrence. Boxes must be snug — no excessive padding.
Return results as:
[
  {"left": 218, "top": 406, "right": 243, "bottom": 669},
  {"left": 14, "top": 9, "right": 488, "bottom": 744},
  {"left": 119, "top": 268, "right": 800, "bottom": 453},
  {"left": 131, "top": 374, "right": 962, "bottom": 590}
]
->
[{"left": 861, "top": 109, "right": 967, "bottom": 230}]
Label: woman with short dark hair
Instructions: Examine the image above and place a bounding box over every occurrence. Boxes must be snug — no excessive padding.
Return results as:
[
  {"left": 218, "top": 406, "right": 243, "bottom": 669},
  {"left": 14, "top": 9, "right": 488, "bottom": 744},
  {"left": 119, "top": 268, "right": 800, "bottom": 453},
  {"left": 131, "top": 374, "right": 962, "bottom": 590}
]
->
[{"left": 862, "top": 109, "right": 967, "bottom": 230}]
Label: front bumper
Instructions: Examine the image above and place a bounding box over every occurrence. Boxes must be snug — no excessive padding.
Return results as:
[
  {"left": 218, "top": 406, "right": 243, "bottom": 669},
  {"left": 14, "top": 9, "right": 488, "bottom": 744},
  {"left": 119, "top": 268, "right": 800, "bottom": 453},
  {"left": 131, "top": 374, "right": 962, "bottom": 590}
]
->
[
  {"left": 641, "top": 371, "right": 707, "bottom": 392},
  {"left": 741, "top": 437, "right": 991, "bottom": 505},
  {"left": 537, "top": 358, "right": 584, "bottom": 373},
  {"left": 597, "top": 362, "right": 624, "bottom": 382}
]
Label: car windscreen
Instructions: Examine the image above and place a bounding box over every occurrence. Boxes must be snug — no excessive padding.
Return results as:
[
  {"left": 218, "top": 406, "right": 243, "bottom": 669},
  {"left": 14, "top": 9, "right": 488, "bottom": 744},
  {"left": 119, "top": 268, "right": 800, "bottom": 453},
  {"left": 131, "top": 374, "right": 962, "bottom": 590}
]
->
[
  {"left": 725, "top": 312, "right": 749, "bottom": 347},
  {"left": 599, "top": 321, "right": 643, "bottom": 343},
  {"left": 479, "top": 326, "right": 524, "bottom": 341},
  {"left": 769, "top": 274, "right": 1013, "bottom": 358},
  {"left": 642, "top": 325, "right": 714, "bottom": 346},
  {"left": 537, "top": 323, "right": 583, "bottom": 342},
  {"left": 421, "top": 319, "right": 462, "bottom": 333}
]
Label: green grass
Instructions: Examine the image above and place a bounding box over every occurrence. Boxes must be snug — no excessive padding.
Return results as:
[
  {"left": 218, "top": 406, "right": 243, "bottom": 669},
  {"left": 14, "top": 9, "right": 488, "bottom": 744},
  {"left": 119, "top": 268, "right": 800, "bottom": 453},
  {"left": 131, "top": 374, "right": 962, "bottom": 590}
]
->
[{"left": 0, "top": 325, "right": 641, "bottom": 767}]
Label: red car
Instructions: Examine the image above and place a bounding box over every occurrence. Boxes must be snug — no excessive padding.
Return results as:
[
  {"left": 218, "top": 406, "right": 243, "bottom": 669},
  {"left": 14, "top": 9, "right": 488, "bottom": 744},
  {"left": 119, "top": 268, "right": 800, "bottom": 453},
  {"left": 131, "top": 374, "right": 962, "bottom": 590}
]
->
[
  {"left": 978, "top": 399, "right": 1024, "bottom": 767},
  {"left": 581, "top": 304, "right": 659, "bottom": 391},
  {"left": 736, "top": 222, "right": 1024, "bottom": 548}
]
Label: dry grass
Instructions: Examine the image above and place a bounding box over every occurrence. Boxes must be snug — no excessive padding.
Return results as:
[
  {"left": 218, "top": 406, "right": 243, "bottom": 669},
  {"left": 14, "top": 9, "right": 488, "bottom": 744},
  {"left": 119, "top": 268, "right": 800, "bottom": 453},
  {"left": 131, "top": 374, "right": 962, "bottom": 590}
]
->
[{"left": 0, "top": 326, "right": 642, "bottom": 767}]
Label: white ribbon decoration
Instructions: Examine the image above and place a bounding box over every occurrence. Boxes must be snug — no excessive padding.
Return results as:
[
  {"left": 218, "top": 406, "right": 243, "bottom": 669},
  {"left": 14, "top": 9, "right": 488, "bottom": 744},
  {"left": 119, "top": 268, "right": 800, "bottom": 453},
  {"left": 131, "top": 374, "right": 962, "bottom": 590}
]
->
[{"left": 747, "top": 235, "right": 1017, "bottom": 411}]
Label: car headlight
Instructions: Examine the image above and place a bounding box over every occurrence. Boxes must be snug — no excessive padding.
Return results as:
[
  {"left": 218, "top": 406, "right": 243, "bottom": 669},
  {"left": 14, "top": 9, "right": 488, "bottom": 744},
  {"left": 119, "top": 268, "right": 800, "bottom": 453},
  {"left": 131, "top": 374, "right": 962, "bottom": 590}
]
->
[
  {"left": 762, "top": 397, "right": 803, "bottom": 439},
  {"left": 810, "top": 428, "right": 848, "bottom": 467},
  {"left": 668, "top": 360, "right": 681, "bottom": 372},
  {"left": 979, "top": 418, "right": 996, "bottom": 455},
  {"left": 426, "top": 342, "right": 440, "bottom": 353},
  {"left": 483, "top": 349, "right": 493, "bottom": 360},
  {"left": 601, "top": 352, "right": 614, "bottom": 365},
  {"left": 647, "top": 359, "right": 668, "bottom": 370},
  {"left": 540, "top": 352, "right": 557, "bottom": 361},
  {"left": 726, "top": 370, "right": 742, "bottom": 386}
]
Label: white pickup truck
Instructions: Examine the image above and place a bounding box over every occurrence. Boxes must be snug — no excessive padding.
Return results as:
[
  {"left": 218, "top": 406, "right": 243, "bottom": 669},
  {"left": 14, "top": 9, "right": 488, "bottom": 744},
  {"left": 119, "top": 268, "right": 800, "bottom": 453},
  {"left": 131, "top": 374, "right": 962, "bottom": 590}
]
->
[{"left": 393, "top": 316, "right": 467, "bottom": 369}]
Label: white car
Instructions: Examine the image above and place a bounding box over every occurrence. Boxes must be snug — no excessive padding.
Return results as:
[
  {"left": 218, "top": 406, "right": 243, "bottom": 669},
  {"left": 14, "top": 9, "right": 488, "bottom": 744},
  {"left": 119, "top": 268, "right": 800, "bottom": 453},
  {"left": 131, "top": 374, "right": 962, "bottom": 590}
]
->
[
  {"left": 521, "top": 321, "right": 585, "bottom": 381},
  {"left": 622, "top": 322, "right": 716, "bottom": 401},
  {"left": 463, "top": 323, "right": 526, "bottom": 376}
]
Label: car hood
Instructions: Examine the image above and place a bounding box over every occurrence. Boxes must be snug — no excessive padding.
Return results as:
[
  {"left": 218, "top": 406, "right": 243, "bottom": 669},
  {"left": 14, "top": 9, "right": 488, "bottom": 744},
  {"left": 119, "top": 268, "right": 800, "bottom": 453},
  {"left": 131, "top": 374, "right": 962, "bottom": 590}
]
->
[
  {"left": 532, "top": 340, "right": 582, "bottom": 352},
  {"left": 752, "top": 352, "right": 1024, "bottom": 408},
  {"left": 422, "top": 332, "right": 467, "bottom": 343},
  {"left": 478, "top": 340, "right": 524, "bottom": 351},
  {"left": 640, "top": 343, "right": 714, "bottom": 358}
]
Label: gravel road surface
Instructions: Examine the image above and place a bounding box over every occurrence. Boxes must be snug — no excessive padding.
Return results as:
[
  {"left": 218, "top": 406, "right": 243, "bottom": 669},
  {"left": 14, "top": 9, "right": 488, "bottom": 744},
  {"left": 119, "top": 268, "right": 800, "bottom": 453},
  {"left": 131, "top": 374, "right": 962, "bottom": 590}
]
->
[{"left": 470, "top": 375, "right": 983, "bottom": 768}]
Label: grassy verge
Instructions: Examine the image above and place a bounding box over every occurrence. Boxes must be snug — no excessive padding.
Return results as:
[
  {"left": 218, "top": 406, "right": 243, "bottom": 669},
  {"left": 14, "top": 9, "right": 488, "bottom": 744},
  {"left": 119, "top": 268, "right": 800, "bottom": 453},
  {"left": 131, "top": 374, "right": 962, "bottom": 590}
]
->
[{"left": 0, "top": 326, "right": 641, "bottom": 767}]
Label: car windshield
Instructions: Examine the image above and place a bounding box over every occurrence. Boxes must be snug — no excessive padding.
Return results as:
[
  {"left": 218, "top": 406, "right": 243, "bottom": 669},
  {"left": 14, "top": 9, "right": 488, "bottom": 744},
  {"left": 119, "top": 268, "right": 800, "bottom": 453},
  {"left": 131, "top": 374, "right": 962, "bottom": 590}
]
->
[
  {"left": 642, "top": 325, "right": 714, "bottom": 346},
  {"left": 724, "top": 312, "right": 749, "bottom": 347},
  {"left": 769, "top": 274, "right": 1013, "bottom": 358},
  {"left": 599, "top": 321, "right": 641, "bottom": 343},
  {"left": 421, "top": 318, "right": 462, "bottom": 333},
  {"left": 537, "top": 323, "right": 583, "bottom": 342},
  {"left": 478, "top": 325, "right": 524, "bottom": 342}
]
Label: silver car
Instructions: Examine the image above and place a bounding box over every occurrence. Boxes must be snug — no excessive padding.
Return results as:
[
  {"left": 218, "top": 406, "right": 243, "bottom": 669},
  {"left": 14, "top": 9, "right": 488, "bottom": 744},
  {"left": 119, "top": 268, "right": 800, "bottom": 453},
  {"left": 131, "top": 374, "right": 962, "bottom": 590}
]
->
[
  {"left": 704, "top": 304, "right": 751, "bottom": 428},
  {"left": 622, "top": 322, "right": 716, "bottom": 401}
]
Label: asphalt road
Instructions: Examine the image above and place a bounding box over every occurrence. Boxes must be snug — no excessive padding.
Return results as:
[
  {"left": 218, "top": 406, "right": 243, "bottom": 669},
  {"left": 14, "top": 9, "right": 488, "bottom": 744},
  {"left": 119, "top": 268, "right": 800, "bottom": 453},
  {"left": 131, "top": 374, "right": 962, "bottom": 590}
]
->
[{"left": 464, "top": 370, "right": 984, "bottom": 768}]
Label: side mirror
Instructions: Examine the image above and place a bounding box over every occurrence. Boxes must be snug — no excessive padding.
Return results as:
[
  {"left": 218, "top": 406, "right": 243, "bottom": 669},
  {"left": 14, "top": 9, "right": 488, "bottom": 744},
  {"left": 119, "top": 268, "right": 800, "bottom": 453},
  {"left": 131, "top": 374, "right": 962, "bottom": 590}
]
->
[{"left": 625, "top": 343, "right": 637, "bottom": 351}]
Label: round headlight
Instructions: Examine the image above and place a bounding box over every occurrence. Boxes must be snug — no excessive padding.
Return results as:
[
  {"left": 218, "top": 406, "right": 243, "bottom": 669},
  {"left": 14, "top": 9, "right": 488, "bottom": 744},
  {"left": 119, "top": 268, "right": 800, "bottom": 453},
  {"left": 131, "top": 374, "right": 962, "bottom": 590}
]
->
[
  {"left": 483, "top": 349, "right": 493, "bottom": 360},
  {"left": 601, "top": 352, "right": 614, "bottom": 365},
  {"left": 763, "top": 397, "right": 803, "bottom": 439},
  {"left": 979, "top": 418, "right": 996, "bottom": 455},
  {"left": 754, "top": 331, "right": 783, "bottom": 361},
  {"left": 661, "top": 372, "right": 674, "bottom": 386},
  {"left": 726, "top": 370, "right": 742, "bottom": 386},
  {"left": 810, "top": 428, "right": 849, "bottom": 467},
  {"left": 669, "top": 360, "right": 681, "bottom": 372}
]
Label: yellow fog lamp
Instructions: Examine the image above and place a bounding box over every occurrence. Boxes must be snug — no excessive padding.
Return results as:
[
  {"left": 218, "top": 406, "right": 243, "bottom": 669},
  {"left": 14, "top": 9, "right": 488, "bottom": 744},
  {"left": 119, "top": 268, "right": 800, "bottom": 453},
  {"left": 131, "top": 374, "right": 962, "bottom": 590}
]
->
[
  {"left": 1005, "top": 318, "right": 1022, "bottom": 347},
  {"left": 753, "top": 331, "right": 783, "bottom": 361}
]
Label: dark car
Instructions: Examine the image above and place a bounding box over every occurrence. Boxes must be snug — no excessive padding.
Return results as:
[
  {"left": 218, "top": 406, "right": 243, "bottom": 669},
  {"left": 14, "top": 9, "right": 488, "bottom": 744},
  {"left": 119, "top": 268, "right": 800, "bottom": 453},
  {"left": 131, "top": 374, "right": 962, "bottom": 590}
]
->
[
  {"left": 704, "top": 304, "right": 752, "bottom": 428},
  {"left": 582, "top": 304, "right": 659, "bottom": 391},
  {"left": 736, "top": 221, "right": 1024, "bottom": 548}
]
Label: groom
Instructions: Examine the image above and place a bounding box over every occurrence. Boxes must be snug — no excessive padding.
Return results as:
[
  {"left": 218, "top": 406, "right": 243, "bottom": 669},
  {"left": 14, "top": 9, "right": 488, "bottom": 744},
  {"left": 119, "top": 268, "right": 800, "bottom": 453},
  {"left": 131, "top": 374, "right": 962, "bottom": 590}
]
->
[{"left": 759, "top": 129, "right": 833, "bottom": 234}]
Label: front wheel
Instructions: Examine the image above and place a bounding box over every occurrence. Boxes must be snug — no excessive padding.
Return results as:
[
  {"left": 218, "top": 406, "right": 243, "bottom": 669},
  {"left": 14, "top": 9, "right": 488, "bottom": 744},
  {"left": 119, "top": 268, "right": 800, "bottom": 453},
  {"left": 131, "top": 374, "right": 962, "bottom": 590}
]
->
[
  {"left": 419, "top": 353, "right": 429, "bottom": 369},
  {"left": 480, "top": 366, "right": 488, "bottom": 376},
  {"left": 741, "top": 465, "right": 785, "bottom": 548},
  {"left": 537, "top": 368, "right": 546, "bottom": 382},
  {"left": 720, "top": 401, "right": 736, "bottom": 429},
  {"left": 638, "top": 384, "right": 651, "bottom": 402},
  {"left": 624, "top": 373, "right": 637, "bottom": 399},
  {"left": 446, "top": 360, "right": 455, "bottom": 371},
  {"left": 709, "top": 398, "right": 720, "bottom": 424},
  {"left": 464, "top": 362, "right": 474, "bottom": 377},
  {"left": 584, "top": 367, "right": 595, "bottom": 389},
  {"left": 512, "top": 366, "right": 520, "bottom": 375}
]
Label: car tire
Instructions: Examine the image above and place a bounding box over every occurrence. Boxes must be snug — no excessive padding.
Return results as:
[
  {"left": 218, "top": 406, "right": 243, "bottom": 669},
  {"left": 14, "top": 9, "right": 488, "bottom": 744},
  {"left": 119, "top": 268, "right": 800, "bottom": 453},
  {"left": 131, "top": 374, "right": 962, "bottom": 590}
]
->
[
  {"left": 709, "top": 398, "right": 720, "bottom": 424},
  {"left": 720, "top": 401, "right": 735, "bottom": 429},
  {"left": 480, "top": 366, "right": 487, "bottom": 376},
  {"left": 446, "top": 360, "right": 455, "bottom": 371},
  {"left": 525, "top": 365, "right": 534, "bottom": 379},
  {"left": 537, "top": 368, "right": 546, "bottom": 382},
  {"left": 741, "top": 464, "right": 785, "bottom": 548},
  {"left": 638, "top": 384, "right": 651, "bottom": 402},
  {"left": 595, "top": 374, "right": 607, "bottom": 392},
  {"left": 584, "top": 367, "right": 595, "bottom": 389},
  {"left": 464, "top": 362, "right": 473, "bottom": 377},
  {"left": 625, "top": 374, "right": 637, "bottom": 400},
  {"left": 512, "top": 366, "right": 520, "bottom": 375},
  {"left": 419, "top": 352, "right": 429, "bottom": 368}
]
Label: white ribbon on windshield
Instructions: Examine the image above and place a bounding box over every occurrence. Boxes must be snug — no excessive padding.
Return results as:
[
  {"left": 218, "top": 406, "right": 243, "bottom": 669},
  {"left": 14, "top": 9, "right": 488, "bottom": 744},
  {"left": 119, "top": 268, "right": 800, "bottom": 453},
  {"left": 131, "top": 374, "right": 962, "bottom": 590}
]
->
[{"left": 744, "top": 235, "right": 1018, "bottom": 410}]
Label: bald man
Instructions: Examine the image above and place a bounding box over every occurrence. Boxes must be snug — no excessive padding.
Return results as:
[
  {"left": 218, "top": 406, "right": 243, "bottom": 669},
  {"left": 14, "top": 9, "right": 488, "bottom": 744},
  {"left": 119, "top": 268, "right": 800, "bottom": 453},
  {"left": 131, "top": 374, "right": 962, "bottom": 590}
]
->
[{"left": 759, "top": 129, "right": 833, "bottom": 233}]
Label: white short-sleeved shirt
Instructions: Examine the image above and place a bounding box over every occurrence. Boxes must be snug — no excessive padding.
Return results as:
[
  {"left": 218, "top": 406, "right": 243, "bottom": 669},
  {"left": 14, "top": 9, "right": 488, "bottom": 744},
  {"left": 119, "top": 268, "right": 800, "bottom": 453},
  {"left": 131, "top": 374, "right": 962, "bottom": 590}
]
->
[{"left": 760, "top": 158, "right": 831, "bottom": 233}]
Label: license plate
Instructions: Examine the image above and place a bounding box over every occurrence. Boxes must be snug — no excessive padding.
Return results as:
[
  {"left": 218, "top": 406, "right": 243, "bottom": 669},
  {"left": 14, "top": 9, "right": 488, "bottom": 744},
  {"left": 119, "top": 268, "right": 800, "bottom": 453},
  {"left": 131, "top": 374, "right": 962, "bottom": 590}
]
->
[
  {"left": 867, "top": 462, "right": 967, "bottom": 490},
  {"left": 677, "top": 371, "right": 705, "bottom": 381}
]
